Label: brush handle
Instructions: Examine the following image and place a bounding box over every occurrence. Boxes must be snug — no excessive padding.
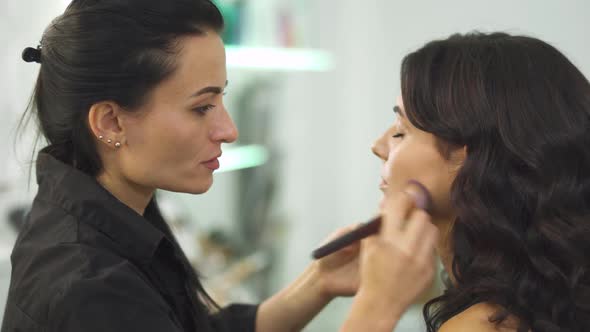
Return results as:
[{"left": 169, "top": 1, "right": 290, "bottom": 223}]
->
[
  {"left": 311, "top": 216, "right": 382, "bottom": 259},
  {"left": 311, "top": 179, "right": 433, "bottom": 259}
]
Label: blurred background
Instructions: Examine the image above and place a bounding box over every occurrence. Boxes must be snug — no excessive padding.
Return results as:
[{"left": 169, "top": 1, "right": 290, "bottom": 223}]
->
[{"left": 1, "top": 0, "right": 589, "bottom": 330}]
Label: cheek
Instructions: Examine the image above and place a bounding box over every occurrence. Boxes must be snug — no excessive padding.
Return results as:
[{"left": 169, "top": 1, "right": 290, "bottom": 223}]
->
[
  {"left": 383, "top": 144, "right": 418, "bottom": 190},
  {"left": 121, "top": 111, "right": 208, "bottom": 184},
  {"left": 136, "top": 112, "right": 202, "bottom": 158},
  {"left": 384, "top": 141, "right": 455, "bottom": 211}
]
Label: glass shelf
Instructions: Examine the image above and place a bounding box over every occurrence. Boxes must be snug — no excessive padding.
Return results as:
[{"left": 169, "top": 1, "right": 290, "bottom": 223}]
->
[
  {"left": 226, "top": 45, "right": 334, "bottom": 72},
  {"left": 217, "top": 144, "right": 269, "bottom": 173}
]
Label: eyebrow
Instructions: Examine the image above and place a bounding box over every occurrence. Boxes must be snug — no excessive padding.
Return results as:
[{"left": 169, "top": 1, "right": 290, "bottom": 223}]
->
[
  {"left": 190, "top": 80, "right": 228, "bottom": 98},
  {"left": 393, "top": 105, "right": 405, "bottom": 118}
]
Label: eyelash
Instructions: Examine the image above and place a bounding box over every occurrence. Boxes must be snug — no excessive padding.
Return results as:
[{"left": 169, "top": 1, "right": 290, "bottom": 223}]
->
[
  {"left": 392, "top": 133, "right": 404, "bottom": 138},
  {"left": 193, "top": 104, "right": 215, "bottom": 114},
  {"left": 192, "top": 91, "right": 227, "bottom": 114}
]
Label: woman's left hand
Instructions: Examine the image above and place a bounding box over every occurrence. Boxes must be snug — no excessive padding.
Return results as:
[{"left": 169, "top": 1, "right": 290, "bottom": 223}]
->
[{"left": 313, "top": 224, "right": 361, "bottom": 299}]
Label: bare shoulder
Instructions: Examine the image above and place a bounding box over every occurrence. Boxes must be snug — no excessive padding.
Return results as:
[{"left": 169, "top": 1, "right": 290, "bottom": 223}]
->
[{"left": 439, "top": 303, "right": 522, "bottom": 332}]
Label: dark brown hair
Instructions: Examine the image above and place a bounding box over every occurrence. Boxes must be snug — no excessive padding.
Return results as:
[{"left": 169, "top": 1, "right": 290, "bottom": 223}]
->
[
  {"left": 402, "top": 32, "right": 590, "bottom": 332},
  {"left": 22, "top": 1, "right": 226, "bottom": 330}
]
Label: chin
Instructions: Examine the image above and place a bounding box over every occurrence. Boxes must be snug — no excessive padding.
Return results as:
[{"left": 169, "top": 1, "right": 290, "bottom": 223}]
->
[
  {"left": 185, "top": 178, "right": 214, "bottom": 194},
  {"left": 185, "top": 186, "right": 211, "bottom": 195},
  {"left": 162, "top": 176, "right": 213, "bottom": 195}
]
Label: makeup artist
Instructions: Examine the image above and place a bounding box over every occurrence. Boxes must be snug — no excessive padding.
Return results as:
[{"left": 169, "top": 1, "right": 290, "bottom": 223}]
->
[{"left": 2, "top": 1, "right": 438, "bottom": 331}]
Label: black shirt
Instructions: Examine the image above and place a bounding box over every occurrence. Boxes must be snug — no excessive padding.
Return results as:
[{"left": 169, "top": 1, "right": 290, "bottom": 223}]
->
[{"left": 1, "top": 153, "right": 258, "bottom": 332}]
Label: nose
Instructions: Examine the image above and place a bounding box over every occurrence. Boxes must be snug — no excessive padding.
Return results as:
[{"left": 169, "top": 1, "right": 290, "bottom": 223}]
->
[
  {"left": 371, "top": 130, "right": 389, "bottom": 161},
  {"left": 211, "top": 106, "right": 239, "bottom": 143}
]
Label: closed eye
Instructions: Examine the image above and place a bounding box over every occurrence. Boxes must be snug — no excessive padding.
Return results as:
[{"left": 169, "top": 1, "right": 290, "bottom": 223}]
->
[{"left": 193, "top": 104, "right": 215, "bottom": 114}]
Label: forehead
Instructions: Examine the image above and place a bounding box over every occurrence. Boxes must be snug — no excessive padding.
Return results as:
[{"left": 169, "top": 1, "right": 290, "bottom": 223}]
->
[
  {"left": 394, "top": 96, "right": 407, "bottom": 120},
  {"left": 175, "top": 33, "right": 226, "bottom": 75},
  {"left": 149, "top": 33, "right": 226, "bottom": 102}
]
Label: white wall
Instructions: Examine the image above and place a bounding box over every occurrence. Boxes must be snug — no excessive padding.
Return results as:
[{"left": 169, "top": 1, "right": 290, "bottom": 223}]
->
[
  {"left": 273, "top": 1, "right": 590, "bottom": 330},
  {"left": 1, "top": 0, "right": 589, "bottom": 330},
  {"left": 0, "top": 0, "right": 68, "bottom": 320}
]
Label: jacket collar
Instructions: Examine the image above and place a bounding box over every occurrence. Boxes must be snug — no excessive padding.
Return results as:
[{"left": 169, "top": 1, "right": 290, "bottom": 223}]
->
[{"left": 36, "top": 152, "right": 166, "bottom": 263}]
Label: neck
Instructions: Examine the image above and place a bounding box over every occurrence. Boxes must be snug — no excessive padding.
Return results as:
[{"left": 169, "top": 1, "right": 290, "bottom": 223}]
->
[
  {"left": 432, "top": 216, "right": 455, "bottom": 280},
  {"left": 96, "top": 170, "right": 153, "bottom": 216}
]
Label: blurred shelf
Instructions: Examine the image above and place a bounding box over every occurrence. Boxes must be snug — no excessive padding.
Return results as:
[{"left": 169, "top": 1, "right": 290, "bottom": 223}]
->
[
  {"left": 217, "top": 144, "right": 269, "bottom": 173},
  {"left": 226, "top": 45, "right": 334, "bottom": 72}
]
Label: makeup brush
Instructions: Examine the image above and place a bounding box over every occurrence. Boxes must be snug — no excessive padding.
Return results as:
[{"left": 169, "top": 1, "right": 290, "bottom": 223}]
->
[{"left": 311, "top": 180, "right": 432, "bottom": 259}]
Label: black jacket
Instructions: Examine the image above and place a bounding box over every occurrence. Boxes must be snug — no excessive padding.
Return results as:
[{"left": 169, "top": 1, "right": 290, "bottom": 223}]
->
[{"left": 1, "top": 153, "right": 257, "bottom": 332}]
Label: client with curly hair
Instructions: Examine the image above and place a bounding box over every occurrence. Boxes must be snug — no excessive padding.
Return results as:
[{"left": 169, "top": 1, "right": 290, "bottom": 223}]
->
[{"left": 371, "top": 32, "right": 590, "bottom": 332}]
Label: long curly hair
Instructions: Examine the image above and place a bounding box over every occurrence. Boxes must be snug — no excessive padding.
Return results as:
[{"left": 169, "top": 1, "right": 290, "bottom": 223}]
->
[{"left": 400, "top": 32, "right": 590, "bottom": 332}]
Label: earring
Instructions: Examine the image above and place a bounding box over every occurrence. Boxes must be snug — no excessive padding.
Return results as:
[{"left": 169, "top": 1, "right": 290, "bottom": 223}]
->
[
  {"left": 114, "top": 142, "right": 121, "bottom": 148},
  {"left": 107, "top": 139, "right": 112, "bottom": 144},
  {"left": 98, "top": 135, "right": 104, "bottom": 140}
]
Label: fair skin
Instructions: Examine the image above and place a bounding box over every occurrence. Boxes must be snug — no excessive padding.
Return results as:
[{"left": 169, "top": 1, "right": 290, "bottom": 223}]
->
[
  {"left": 86, "top": 31, "right": 441, "bottom": 331},
  {"left": 371, "top": 98, "right": 462, "bottom": 273},
  {"left": 88, "top": 32, "right": 236, "bottom": 215},
  {"left": 340, "top": 187, "right": 440, "bottom": 332},
  {"left": 372, "top": 97, "right": 522, "bottom": 331}
]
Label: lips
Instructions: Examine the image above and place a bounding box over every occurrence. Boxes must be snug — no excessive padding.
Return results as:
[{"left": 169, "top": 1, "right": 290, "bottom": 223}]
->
[
  {"left": 202, "top": 153, "right": 222, "bottom": 171},
  {"left": 203, "top": 159, "right": 220, "bottom": 170},
  {"left": 379, "top": 178, "right": 388, "bottom": 192}
]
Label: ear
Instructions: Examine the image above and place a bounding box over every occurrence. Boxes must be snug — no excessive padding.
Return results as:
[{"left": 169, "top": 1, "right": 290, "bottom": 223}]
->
[
  {"left": 458, "top": 145, "right": 467, "bottom": 161},
  {"left": 448, "top": 145, "right": 467, "bottom": 172},
  {"left": 87, "top": 101, "right": 126, "bottom": 149}
]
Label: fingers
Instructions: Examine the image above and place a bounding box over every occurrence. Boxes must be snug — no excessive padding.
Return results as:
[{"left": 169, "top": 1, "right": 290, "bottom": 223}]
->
[
  {"left": 353, "top": 180, "right": 438, "bottom": 314},
  {"left": 359, "top": 231, "right": 380, "bottom": 258},
  {"left": 404, "top": 209, "right": 438, "bottom": 259},
  {"left": 404, "top": 180, "right": 433, "bottom": 213},
  {"left": 379, "top": 180, "right": 437, "bottom": 260},
  {"left": 380, "top": 179, "right": 433, "bottom": 237},
  {"left": 379, "top": 191, "right": 416, "bottom": 239}
]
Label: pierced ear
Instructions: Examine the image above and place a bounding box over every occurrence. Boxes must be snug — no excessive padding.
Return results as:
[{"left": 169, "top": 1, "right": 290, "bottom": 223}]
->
[{"left": 88, "top": 101, "right": 125, "bottom": 145}]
